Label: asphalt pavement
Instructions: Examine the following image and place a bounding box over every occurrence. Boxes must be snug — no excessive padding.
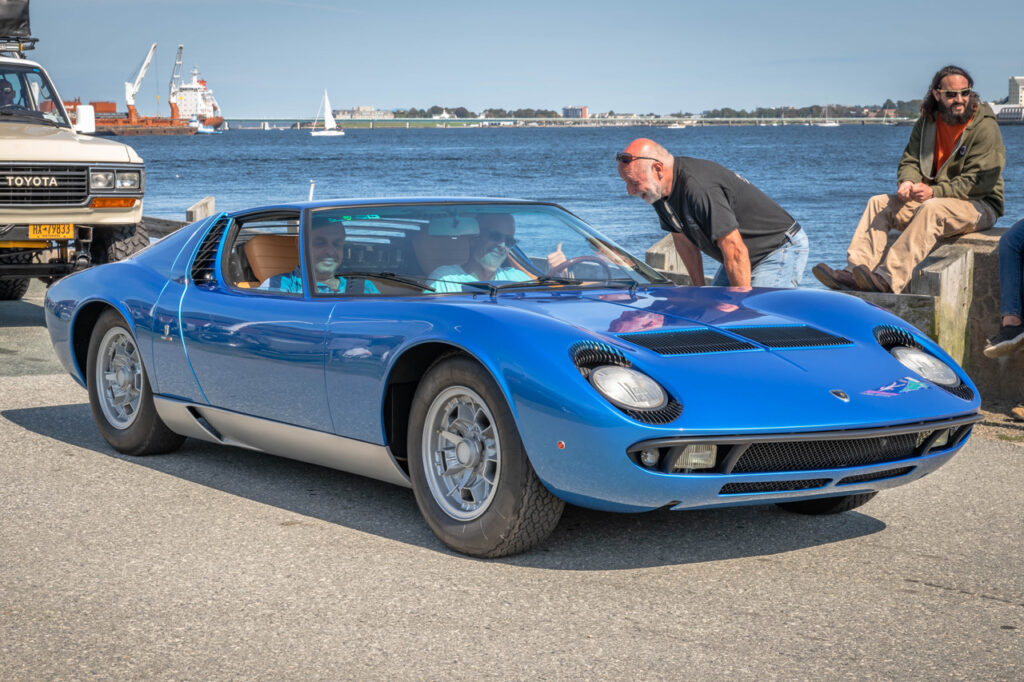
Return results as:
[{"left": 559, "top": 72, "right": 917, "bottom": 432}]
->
[{"left": 1, "top": 280, "right": 1021, "bottom": 680}]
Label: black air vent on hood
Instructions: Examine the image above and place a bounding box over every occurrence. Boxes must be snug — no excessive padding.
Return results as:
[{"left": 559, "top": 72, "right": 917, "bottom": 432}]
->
[
  {"left": 729, "top": 325, "right": 851, "bottom": 348},
  {"left": 618, "top": 329, "right": 757, "bottom": 355}
]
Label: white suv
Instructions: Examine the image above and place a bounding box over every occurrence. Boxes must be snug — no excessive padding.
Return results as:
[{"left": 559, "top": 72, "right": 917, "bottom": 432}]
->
[{"left": 0, "top": 40, "right": 147, "bottom": 300}]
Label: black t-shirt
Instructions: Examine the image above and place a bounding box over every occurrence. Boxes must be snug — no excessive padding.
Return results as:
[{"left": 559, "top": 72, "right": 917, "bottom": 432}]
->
[{"left": 653, "top": 156, "right": 796, "bottom": 267}]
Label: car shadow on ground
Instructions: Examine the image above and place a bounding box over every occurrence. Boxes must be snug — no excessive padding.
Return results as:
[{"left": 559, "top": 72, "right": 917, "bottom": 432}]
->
[
  {"left": 0, "top": 298, "right": 46, "bottom": 328},
  {"left": 5, "top": 403, "right": 887, "bottom": 570}
]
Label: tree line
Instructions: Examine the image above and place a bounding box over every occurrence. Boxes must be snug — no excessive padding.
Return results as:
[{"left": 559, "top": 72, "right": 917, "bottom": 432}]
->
[
  {"left": 391, "top": 105, "right": 562, "bottom": 119},
  {"left": 696, "top": 100, "right": 924, "bottom": 119}
]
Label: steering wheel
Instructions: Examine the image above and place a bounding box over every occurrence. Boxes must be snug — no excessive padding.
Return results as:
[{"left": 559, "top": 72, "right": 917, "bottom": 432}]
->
[{"left": 548, "top": 255, "right": 612, "bottom": 280}]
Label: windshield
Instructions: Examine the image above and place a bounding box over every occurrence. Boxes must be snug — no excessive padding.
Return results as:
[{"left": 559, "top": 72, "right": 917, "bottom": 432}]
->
[
  {"left": 295, "top": 202, "right": 669, "bottom": 296},
  {"left": 0, "top": 64, "right": 70, "bottom": 127}
]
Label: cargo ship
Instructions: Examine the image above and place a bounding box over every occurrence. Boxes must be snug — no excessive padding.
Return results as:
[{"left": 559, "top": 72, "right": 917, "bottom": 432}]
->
[
  {"left": 64, "top": 43, "right": 225, "bottom": 135},
  {"left": 170, "top": 47, "right": 224, "bottom": 130},
  {"left": 69, "top": 43, "right": 194, "bottom": 136}
]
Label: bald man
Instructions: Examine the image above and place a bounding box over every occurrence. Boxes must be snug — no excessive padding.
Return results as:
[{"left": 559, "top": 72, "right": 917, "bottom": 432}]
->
[{"left": 617, "top": 138, "right": 807, "bottom": 288}]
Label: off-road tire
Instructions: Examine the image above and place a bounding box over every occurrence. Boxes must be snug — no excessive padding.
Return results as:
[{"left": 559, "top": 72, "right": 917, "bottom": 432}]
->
[
  {"left": 87, "top": 309, "right": 185, "bottom": 456},
  {"left": 0, "top": 250, "right": 33, "bottom": 300},
  {"left": 91, "top": 222, "right": 149, "bottom": 265},
  {"left": 408, "top": 355, "right": 564, "bottom": 557},
  {"left": 776, "top": 492, "right": 877, "bottom": 515}
]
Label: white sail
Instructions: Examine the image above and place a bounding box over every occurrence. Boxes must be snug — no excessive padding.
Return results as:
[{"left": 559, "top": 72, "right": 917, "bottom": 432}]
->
[
  {"left": 323, "top": 90, "right": 337, "bottom": 130},
  {"left": 311, "top": 89, "right": 345, "bottom": 136}
]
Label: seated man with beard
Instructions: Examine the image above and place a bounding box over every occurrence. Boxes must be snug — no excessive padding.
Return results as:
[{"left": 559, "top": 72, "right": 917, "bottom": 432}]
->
[
  {"left": 813, "top": 65, "right": 1005, "bottom": 294},
  {"left": 426, "top": 214, "right": 531, "bottom": 292}
]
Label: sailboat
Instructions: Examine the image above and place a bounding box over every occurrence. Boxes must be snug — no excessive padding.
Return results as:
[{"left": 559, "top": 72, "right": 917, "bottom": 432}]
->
[
  {"left": 311, "top": 90, "right": 344, "bottom": 137},
  {"left": 816, "top": 105, "right": 840, "bottom": 127}
]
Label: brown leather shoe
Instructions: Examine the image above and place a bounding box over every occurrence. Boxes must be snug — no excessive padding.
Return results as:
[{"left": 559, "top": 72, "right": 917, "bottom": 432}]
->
[
  {"left": 812, "top": 263, "right": 857, "bottom": 290},
  {"left": 851, "top": 265, "right": 893, "bottom": 293},
  {"left": 1011, "top": 405, "right": 1024, "bottom": 422}
]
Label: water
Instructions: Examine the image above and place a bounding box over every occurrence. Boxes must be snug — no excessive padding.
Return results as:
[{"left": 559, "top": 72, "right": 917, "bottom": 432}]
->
[{"left": 126, "top": 125, "right": 1024, "bottom": 280}]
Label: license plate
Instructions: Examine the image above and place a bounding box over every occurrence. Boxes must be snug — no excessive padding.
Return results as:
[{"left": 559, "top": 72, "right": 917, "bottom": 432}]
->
[{"left": 28, "top": 224, "right": 74, "bottom": 240}]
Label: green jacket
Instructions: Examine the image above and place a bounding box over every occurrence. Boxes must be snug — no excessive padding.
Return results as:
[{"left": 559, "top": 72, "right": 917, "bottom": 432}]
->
[{"left": 897, "top": 102, "right": 1005, "bottom": 217}]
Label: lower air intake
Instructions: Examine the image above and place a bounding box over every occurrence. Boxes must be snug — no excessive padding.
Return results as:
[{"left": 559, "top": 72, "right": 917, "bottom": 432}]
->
[
  {"left": 731, "top": 433, "right": 920, "bottom": 473},
  {"left": 720, "top": 479, "right": 830, "bottom": 495}
]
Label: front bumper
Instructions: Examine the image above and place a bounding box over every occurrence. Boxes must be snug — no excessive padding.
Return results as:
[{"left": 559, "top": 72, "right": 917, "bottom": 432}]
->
[{"left": 528, "top": 413, "right": 980, "bottom": 512}]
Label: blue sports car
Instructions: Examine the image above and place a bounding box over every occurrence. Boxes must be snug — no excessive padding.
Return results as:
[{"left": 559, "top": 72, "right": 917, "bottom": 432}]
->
[{"left": 45, "top": 199, "right": 980, "bottom": 557}]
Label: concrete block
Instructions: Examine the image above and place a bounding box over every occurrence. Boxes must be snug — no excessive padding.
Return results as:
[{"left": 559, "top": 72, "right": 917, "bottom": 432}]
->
[{"left": 186, "top": 196, "right": 216, "bottom": 223}]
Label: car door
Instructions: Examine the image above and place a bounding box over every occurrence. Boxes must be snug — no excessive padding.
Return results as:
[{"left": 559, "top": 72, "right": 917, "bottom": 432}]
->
[{"left": 176, "top": 209, "right": 335, "bottom": 432}]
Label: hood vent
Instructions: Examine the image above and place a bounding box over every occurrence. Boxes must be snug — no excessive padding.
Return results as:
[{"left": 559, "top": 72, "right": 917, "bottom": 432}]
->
[
  {"left": 618, "top": 329, "right": 756, "bottom": 355},
  {"left": 729, "top": 325, "right": 851, "bottom": 348}
]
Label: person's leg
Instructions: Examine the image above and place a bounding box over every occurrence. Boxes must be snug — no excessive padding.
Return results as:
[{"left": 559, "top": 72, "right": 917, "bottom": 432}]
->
[
  {"left": 997, "top": 218, "right": 1024, "bottom": 324},
  {"left": 752, "top": 229, "right": 809, "bottom": 288},
  {"left": 846, "top": 194, "right": 906, "bottom": 270},
  {"left": 878, "top": 197, "right": 986, "bottom": 293}
]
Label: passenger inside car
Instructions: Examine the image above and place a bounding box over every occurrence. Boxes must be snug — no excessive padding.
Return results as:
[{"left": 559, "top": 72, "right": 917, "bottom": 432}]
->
[
  {"left": 425, "top": 214, "right": 532, "bottom": 292},
  {"left": 260, "top": 221, "right": 379, "bottom": 295}
]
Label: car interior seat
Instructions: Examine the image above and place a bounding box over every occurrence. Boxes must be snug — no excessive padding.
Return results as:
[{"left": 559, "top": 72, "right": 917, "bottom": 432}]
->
[{"left": 244, "top": 234, "right": 300, "bottom": 286}]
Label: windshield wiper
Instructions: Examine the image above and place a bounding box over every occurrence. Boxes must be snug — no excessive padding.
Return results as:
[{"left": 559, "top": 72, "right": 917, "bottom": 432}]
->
[
  {"left": 493, "top": 275, "right": 578, "bottom": 289},
  {"left": 337, "top": 271, "right": 435, "bottom": 292}
]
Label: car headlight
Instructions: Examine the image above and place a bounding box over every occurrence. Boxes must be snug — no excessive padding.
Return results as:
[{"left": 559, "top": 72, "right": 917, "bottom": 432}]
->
[
  {"left": 90, "top": 170, "right": 114, "bottom": 189},
  {"left": 115, "top": 171, "right": 141, "bottom": 190},
  {"left": 891, "top": 346, "right": 959, "bottom": 386},
  {"left": 588, "top": 365, "right": 667, "bottom": 410}
]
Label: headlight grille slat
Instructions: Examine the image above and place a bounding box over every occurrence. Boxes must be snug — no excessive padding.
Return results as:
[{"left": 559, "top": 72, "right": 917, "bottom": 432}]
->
[
  {"left": 569, "top": 341, "right": 682, "bottom": 425},
  {"left": 873, "top": 324, "right": 975, "bottom": 402}
]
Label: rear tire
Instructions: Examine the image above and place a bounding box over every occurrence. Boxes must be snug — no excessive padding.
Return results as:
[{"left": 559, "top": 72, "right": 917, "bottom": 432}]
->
[
  {"left": 92, "top": 223, "right": 148, "bottom": 265},
  {"left": 776, "top": 492, "right": 877, "bottom": 515},
  {"left": 86, "top": 309, "right": 185, "bottom": 455},
  {"left": 408, "top": 356, "right": 564, "bottom": 557}
]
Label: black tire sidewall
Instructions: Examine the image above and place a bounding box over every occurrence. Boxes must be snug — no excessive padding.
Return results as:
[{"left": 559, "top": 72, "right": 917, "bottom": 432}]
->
[
  {"left": 86, "top": 309, "right": 169, "bottom": 455},
  {"left": 408, "top": 356, "right": 534, "bottom": 556}
]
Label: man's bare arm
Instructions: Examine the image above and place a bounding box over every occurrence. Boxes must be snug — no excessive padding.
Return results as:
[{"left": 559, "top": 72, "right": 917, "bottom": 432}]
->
[
  {"left": 717, "top": 229, "right": 751, "bottom": 287},
  {"left": 671, "top": 233, "right": 706, "bottom": 286}
]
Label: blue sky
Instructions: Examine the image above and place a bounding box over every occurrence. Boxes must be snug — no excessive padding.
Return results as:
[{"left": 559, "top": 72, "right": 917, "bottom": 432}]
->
[{"left": 30, "top": 0, "right": 1024, "bottom": 119}]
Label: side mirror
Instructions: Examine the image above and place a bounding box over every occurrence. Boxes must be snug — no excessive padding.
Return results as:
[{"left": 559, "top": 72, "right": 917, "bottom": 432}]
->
[{"left": 73, "top": 104, "right": 95, "bottom": 135}]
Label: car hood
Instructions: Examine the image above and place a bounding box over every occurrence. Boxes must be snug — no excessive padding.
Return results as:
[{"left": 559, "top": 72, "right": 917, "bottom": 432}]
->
[
  {"left": 0, "top": 123, "right": 141, "bottom": 163},
  {"left": 492, "top": 285, "right": 977, "bottom": 431}
]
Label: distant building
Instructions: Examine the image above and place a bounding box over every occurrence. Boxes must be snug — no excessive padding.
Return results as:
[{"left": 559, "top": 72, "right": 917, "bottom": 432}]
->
[
  {"left": 1009, "top": 76, "right": 1024, "bottom": 106},
  {"left": 562, "top": 105, "right": 589, "bottom": 119},
  {"left": 333, "top": 106, "right": 394, "bottom": 120}
]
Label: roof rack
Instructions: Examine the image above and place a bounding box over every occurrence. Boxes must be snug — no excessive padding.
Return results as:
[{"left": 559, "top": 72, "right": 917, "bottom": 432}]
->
[{"left": 0, "top": 37, "right": 37, "bottom": 58}]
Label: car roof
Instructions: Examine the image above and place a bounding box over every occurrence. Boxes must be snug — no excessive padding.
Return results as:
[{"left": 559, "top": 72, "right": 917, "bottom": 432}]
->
[{"left": 227, "top": 197, "right": 550, "bottom": 217}]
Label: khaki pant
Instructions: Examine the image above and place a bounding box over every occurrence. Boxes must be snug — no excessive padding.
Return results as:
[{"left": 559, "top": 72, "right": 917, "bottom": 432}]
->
[{"left": 846, "top": 194, "right": 996, "bottom": 293}]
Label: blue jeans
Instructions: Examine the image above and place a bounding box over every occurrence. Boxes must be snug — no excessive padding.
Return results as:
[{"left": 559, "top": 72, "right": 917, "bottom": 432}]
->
[
  {"left": 711, "top": 226, "right": 809, "bottom": 288},
  {"left": 998, "top": 218, "right": 1024, "bottom": 318}
]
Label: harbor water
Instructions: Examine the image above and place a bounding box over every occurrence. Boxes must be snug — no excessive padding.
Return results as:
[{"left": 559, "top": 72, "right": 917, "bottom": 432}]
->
[{"left": 128, "top": 125, "right": 1024, "bottom": 284}]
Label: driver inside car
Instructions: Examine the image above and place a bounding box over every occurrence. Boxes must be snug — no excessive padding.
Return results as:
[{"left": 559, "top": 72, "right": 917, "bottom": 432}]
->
[
  {"left": 260, "top": 222, "right": 379, "bottom": 295},
  {"left": 426, "top": 214, "right": 532, "bottom": 293},
  {"left": 0, "top": 79, "right": 15, "bottom": 107}
]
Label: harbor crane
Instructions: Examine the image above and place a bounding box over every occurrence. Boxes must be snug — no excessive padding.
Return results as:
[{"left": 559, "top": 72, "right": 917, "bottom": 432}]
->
[
  {"left": 168, "top": 44, "right": 183, "bottom": 119},
  {"left": 124, "top": 42, "right": 157, "bottom": 124}
]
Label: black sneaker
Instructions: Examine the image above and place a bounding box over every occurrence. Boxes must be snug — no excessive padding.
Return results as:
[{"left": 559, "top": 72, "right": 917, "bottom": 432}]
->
[{"left": 983, "top": 323, "right": 1024, "bottom": 358}]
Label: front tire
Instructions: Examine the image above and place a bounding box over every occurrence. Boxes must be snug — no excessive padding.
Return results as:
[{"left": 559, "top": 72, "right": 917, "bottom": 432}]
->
[
  {"left": 86, "top": 310, "right": 185, "bottom": 455},
  {"left": 92, "top": 223, "right": 148, "bottom": 265},
  {"left": 408, "top": 356, "right": 564, "bottom": 557},
  {"left": 0, "top": 250, "right": 33, "bottom": 300},
  {"left": 776, "top": 492, "right": 877, "bottom": 515}
]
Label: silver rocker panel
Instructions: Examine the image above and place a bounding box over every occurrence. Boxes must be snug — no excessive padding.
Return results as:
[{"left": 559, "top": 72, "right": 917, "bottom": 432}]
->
[{"left": 153, "top": 396, "right": 411, "bottom": 488}]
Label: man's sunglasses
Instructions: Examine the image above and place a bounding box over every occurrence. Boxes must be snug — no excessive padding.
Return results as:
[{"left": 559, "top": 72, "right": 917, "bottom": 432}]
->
[
  {"left": 485, "top": 230, "right": 516, "bottom": 247},
  {"left": 615, "top": 152, "right": 661, "bottom": 165},
  {"left": 938, "top": 88, "right": 972, "bottom": 99}
]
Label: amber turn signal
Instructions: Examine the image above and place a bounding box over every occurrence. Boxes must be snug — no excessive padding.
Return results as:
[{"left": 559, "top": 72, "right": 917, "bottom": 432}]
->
[{"left": 90, "top": 197, "right": 137, "bottom": 208}]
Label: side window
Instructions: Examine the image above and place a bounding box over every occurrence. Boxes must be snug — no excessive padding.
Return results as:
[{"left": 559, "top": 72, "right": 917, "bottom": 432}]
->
[{"left": 224, "top": 215, "right": 301, "bottom": 294}]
